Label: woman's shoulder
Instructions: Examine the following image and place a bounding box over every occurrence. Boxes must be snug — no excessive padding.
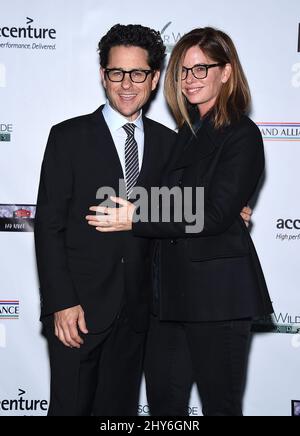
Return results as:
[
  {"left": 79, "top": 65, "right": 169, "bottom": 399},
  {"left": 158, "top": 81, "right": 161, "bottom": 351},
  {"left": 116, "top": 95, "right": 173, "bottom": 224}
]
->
[
  {"left": 211, "top": 115, "right": 262, "bottom": 151},
  {"left": 201, "top": 114, "right": 261, "bottom": 148},
  {"left": 223, "top": 115, "right": 264, "bottom": 160},
  {"left": 230, "top": 114, "right": 261, "bottom": 136}
]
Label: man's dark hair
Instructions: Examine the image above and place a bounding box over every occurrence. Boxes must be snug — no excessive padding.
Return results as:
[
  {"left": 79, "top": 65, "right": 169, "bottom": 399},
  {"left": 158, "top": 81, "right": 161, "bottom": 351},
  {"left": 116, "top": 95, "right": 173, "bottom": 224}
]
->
[{"left": 98, "top": 24, "right": 166, "bottom": 70}]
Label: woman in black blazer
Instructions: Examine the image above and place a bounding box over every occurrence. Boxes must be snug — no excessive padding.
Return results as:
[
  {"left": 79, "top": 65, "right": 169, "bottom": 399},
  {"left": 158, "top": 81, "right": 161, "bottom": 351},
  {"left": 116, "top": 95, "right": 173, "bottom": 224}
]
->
[{"left": 87, "top": 27, "right": 273, "bottom": 416}]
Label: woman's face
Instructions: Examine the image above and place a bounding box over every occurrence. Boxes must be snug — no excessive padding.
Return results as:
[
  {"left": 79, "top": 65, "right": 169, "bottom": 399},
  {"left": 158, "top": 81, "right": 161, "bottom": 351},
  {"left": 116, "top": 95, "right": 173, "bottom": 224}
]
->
[{"left": 181, "top": 45, "right": 231, "bottom": 117}]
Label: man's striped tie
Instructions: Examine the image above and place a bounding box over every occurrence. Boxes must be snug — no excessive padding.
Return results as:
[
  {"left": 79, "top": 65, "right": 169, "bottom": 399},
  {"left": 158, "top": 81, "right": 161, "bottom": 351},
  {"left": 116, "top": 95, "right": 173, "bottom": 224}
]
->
[{"left": 123, "top": 123, "right": 139, "bottom": 199}]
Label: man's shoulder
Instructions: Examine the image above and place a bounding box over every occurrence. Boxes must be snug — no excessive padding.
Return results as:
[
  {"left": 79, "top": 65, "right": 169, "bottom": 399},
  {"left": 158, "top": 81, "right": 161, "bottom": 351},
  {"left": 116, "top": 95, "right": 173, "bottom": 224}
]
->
[{"left": 51, "top": 107, "right": 101, "bottom": 134}]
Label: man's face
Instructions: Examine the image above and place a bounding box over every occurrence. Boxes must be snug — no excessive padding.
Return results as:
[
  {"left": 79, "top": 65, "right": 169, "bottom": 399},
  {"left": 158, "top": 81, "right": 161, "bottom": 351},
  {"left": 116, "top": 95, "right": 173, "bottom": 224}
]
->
[{"left": 101, "top": 45, "right": 160, "bottom": 121}]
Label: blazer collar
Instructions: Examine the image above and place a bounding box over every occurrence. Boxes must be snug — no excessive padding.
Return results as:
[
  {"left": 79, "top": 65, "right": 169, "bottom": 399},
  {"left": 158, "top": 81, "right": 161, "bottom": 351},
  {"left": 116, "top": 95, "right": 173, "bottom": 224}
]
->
[
  {"left": 136, "top": 115, "right": 154, "bottom": 187},
  {"left": 171, "top": 116, "right": 223, "bottom": 170}
]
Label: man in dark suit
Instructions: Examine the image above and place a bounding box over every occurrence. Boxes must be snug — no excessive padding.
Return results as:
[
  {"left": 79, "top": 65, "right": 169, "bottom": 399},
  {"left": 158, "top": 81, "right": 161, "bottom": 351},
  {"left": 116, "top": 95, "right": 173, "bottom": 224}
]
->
[{"left": 34, "top": 24, "right": 176, "bottom": 416}]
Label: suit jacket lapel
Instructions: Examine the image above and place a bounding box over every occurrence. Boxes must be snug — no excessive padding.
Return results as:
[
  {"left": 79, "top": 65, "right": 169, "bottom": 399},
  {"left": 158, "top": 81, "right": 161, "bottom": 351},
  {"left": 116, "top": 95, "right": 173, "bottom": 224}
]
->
[
  {"left": 134, "top": 116, "right": 154, "bottom": 188},
  {"left": 89, "top": 106, "right": 124, "bottom": 182}
]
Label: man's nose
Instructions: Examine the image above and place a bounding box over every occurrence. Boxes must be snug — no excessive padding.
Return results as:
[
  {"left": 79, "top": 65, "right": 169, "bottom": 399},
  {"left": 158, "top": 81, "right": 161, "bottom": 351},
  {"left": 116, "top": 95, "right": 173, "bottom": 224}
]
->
[{"left": 121, "top": 73, "right": 133, "bottom": 88}]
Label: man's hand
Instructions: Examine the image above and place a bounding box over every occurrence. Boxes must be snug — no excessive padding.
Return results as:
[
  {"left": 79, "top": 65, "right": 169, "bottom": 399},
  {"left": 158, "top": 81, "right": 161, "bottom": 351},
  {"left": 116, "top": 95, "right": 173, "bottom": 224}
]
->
[
  {"left": 86, "top": 197, "right": 135, "bottom": 233},
  {"left": 54, "top": 305, "right": 88, "bottom": 348},
  {"left": 240, "top": 206, "right": 252, "bottom": 228}
]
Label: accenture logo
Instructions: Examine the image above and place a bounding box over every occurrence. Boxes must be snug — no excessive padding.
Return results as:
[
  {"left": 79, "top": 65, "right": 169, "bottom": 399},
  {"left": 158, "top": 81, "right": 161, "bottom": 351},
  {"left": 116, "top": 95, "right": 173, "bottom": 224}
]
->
[
  {"left": 0, "top": 18, "right": 56, "bottom": 51},
  {"left": 0, "top": 389, "right": 48, "bottom": 414},
  {"left": 0, "top": 301, "right": 19, "bottom": 319},
  {"left": 0, "top": 17, "right": 56, "bottom": 40},
  {"left": 276, "top": 218, "right": 300, "bottom": 242},
  {"left": 277, "top": 219, "right": 300, "bottom": 230}
]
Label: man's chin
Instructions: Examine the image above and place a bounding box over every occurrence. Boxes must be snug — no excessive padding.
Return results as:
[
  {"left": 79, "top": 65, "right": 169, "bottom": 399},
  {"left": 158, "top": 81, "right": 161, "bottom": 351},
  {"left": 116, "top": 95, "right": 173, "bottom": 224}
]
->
[{"left": 119, "top": 108, "right": 140, "bottom": 121}]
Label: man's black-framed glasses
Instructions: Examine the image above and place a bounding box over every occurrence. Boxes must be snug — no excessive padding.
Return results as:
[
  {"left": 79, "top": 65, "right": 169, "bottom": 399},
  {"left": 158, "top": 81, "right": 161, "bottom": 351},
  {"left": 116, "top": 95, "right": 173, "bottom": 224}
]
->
[
  {"left": 181, "top": 63, "right": 224, "bottom": 80},
  {"left": 105, "top": 69, "right": 153, "bottom": 83}
]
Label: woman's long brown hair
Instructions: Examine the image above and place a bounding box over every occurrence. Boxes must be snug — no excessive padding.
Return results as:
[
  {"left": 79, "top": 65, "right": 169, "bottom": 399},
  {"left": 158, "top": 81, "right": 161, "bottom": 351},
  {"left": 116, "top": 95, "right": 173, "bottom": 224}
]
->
[{"left": 164, "top": 27, "right": 251, "bottom": 130}]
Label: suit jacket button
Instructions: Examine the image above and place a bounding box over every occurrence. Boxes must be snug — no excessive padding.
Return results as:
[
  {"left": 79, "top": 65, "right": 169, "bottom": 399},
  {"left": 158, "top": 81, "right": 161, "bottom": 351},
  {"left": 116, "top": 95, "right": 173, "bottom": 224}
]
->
[
  {"left": 170, "top": 240, "right": 177, "bottom": 245},
  {"left": 121, "top": 257, "right": 125, "bottom": 263}
]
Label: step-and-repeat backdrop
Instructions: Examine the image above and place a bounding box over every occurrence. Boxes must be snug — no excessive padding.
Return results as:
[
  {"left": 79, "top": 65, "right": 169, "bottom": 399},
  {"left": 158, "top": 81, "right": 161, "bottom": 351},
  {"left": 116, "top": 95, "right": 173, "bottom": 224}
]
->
[{"left": 1, "top": 0, "right": 299, "bottom": 416}]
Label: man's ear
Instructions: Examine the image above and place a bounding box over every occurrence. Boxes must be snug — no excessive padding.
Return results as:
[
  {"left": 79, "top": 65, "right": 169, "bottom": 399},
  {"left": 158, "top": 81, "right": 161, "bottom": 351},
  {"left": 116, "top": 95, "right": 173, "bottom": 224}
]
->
[
  {"left": 151, "top": 70, "right": 161, "bottom": 91},
  {"left": 100, "top": 68, "right": 107, "bottom": 89}
]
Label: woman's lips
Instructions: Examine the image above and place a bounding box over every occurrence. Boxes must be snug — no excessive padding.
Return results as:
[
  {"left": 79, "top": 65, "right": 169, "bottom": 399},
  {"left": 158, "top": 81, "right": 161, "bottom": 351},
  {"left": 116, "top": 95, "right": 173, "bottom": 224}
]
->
[{"left": 185, "top": 87, "right": 203, "bottom": 95}]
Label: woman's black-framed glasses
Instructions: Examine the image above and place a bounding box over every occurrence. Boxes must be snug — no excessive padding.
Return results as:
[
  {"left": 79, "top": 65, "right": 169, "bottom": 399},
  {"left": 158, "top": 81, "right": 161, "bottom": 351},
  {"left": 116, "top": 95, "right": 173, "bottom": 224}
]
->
[
  {"left": 181, "top": 63, "right": 224, "bottom": 80},
  {"left": 105, "top": 69, "right": 153, "bottom": 83}
]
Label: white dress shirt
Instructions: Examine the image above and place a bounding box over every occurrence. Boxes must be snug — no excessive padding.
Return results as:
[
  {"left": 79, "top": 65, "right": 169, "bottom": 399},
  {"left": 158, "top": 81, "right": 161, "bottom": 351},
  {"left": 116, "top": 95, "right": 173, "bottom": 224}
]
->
[{"left": 102, "top": 102, "right": 144, "bottom": 177}]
